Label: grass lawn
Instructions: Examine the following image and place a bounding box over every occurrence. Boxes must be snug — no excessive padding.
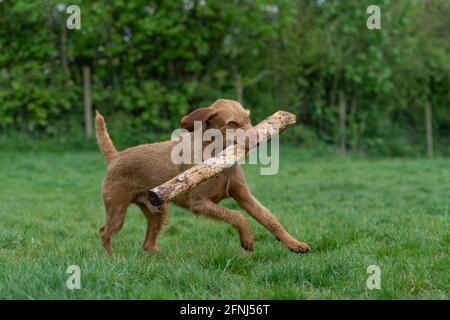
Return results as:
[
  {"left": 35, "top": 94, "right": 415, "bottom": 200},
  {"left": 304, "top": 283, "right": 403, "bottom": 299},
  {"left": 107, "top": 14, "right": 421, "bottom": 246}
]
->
[{"left": 0, "top": 147, "right": 448, "bottom": 299}]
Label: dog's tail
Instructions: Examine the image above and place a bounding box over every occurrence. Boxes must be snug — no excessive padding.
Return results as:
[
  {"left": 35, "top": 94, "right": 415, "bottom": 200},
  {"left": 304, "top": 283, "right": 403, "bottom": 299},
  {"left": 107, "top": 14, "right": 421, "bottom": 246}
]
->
[{"left": 95, "top": 111, "right": 118, "bottom": 164}]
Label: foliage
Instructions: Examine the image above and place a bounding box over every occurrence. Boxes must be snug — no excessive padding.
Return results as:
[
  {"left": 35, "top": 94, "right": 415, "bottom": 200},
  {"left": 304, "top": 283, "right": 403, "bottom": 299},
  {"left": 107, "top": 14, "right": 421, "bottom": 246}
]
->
[{"left": 0, "top": 0, "right": 449, "bottom": 155}]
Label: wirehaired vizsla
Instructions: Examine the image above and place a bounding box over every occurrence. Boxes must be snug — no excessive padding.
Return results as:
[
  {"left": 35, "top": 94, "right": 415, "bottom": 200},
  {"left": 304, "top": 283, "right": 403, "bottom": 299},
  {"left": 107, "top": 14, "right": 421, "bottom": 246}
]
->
[{"left": 96, "top": 99, "right": 309, "bottom": 253}]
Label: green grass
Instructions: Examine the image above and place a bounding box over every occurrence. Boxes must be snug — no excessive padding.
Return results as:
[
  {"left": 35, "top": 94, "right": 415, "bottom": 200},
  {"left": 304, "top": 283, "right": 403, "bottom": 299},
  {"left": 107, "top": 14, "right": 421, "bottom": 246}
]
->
[{"left": 0, "top": 147, "right": 448, "bottom": 299}]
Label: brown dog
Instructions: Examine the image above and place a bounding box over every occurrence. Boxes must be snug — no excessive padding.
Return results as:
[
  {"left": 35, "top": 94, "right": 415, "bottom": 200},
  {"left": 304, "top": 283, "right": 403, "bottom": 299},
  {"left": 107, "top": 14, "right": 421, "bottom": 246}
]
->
[{"left": 96, "top": 99, "right": 309, "bottom": 253}]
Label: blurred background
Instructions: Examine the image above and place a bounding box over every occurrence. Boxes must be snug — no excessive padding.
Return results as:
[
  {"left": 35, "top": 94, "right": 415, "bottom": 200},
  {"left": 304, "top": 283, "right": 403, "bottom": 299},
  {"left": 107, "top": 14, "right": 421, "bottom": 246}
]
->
[{"left": 1, "top": 0, "right": 449, "bottom": 156}]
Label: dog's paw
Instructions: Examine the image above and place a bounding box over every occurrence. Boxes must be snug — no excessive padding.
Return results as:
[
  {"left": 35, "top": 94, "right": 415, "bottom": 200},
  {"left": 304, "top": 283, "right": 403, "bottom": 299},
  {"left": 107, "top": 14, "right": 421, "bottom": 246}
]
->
[
  {"left": 240, "top": 236, "right": 254, "bottom": 252},
  {"left": 241, "top": 242, "right": 254, "bottom": 251},
  {"left": 287, "top": 240, "right": 310, "bottom": 253},
  {"left": 143, "top": 244, "right": 158, "bottom": 253}
]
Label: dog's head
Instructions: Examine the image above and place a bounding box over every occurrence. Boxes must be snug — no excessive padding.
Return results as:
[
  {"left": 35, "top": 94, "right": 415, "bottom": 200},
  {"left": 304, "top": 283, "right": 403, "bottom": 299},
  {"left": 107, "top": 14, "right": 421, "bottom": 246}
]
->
[{"left": 180, "top": 99, "right": 252, "bottom": 132}]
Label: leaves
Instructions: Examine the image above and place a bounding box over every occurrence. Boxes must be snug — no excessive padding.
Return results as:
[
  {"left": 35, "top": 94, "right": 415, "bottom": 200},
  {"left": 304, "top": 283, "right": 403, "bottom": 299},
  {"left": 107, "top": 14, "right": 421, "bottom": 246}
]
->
[{"left": 0, "top": 0, "right": 449, "bottom": 154}]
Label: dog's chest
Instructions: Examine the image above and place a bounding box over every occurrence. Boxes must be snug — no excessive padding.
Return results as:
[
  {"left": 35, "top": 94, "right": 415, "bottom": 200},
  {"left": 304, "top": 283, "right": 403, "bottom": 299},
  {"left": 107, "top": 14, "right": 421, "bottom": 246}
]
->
[{"left": 198, "top": 172, "right": 231, "bottom": 202}]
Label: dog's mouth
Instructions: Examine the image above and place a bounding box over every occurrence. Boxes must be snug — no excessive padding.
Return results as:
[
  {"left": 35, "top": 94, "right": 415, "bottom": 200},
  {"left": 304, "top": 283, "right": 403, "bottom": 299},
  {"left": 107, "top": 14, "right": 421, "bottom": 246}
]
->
[
  {"left": 244, "top": 127, "right": 259, "bottom": 150},
  {"left": 222, "top": 127, "right": 259, "bottom": 151}
]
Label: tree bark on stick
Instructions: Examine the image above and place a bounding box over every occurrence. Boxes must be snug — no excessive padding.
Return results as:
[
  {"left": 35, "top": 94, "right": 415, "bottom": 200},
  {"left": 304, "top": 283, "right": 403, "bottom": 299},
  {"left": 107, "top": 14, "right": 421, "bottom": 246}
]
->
[
  {"left": 83, "top": 65, "right": 93, "bottom": 138},
  {"left": 425, "top": 102, "right": 433, "bottom": 158},
  {"left": 148, "top": 111, "right": 297, "bottom": 206}
]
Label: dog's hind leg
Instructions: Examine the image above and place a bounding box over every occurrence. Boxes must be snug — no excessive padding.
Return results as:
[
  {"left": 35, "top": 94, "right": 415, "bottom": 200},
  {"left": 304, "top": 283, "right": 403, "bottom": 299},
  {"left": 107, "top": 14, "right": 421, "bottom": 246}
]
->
[
  {"left": 135, "top": 197, "right": 169, "bottom": 253},
  {"left": 99, "top": 184, "right": 133, "bottom": 253}
]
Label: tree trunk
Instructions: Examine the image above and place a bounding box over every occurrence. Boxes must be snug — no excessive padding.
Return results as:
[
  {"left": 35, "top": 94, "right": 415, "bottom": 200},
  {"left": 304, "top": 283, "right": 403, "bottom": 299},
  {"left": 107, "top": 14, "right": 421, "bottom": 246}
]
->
[
  {"left": 425, "top": 102, "right": 433, "bottom": 158},
  {"left": 330, "top": 67, "right": 341, "bottom": 108},
  {"left": 339, "top": 90, "right": 347, "bottom": 155},
  {"left": 148, "top": 111, "right": 297, "bottom": 206},
  {"left": 235, "top": 73, "right": 243, "bottom": 103},
  {"left": 60, "top": 14, "right": 70, "bottom": 80},
  {"left": 350, "top": 95, "right": 357, "bottom": 151},
  {"left": 46, "top": 5, "right": 56, "bottom": 86},
  {"left": 83, "top": 65, "right": 93, "bottom": 138}
]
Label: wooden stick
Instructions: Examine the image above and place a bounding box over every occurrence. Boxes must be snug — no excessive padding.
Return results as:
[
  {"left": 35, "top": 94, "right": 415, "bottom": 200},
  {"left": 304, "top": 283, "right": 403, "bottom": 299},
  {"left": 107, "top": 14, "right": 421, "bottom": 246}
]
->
[{"left": 148, "top": 111, "right": 296, "bottom": 206}]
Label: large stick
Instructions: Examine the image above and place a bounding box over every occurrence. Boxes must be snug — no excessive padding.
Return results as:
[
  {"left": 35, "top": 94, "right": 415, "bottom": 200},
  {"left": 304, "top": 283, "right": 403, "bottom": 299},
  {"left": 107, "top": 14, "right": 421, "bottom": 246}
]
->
[{"left": 148, "top": 111, "right": 296, "bottom": 206}]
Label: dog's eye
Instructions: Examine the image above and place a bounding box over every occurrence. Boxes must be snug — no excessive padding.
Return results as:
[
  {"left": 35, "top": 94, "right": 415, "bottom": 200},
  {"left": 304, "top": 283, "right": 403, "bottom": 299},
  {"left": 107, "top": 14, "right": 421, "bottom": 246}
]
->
[{"left": 227, "top": 121, "right": 239, "bottom": 128}]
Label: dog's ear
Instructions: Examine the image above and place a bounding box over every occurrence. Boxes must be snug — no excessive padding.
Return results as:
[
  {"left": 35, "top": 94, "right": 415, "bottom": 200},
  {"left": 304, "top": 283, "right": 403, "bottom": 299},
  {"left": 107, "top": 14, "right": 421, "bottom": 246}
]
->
[{"left": 180, "top": 107, "right": 218, "bottom": 131}]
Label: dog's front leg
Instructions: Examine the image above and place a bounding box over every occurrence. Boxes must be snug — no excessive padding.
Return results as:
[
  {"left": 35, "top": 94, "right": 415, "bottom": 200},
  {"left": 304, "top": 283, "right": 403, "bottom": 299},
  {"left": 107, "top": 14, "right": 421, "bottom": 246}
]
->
[
  {"left": 190, "top": 199, "right": 254, "bottom": 251},
  {"left": 231, "top": 184, "right": 309, "bottom": 253}
]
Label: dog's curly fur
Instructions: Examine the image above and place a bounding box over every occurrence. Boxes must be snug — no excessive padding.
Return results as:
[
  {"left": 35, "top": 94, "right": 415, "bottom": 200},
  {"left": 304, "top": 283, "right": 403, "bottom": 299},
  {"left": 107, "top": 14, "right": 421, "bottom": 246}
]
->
[{"left": 96, "top": 99, "right": 309, "bottom": 253}]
